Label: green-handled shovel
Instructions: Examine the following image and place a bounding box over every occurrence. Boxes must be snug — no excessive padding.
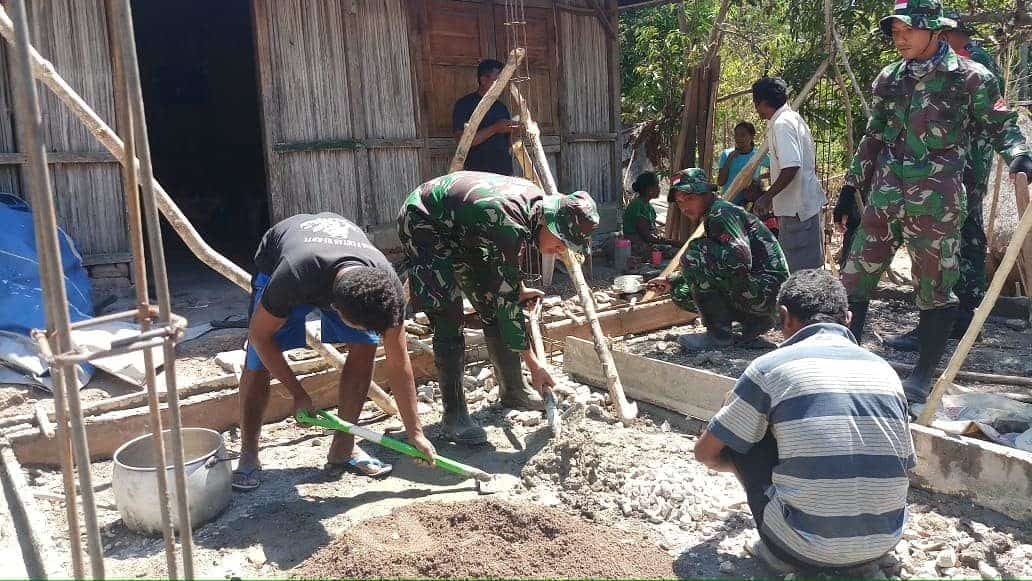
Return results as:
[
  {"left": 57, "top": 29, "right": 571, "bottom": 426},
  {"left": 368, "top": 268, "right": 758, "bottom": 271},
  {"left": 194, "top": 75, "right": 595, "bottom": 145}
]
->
[{"left": 295, "top": 409, "right": 507, "bottom": 493}]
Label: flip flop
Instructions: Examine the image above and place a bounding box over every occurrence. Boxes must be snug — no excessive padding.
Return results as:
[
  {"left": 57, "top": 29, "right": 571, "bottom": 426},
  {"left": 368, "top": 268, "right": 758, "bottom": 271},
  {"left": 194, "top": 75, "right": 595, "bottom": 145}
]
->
[
  {"left": 231, "top": 466, "right": 262, "bottom": 491},
  {"left": 324, "top": 455, "right": 393, "bottom": 478}
]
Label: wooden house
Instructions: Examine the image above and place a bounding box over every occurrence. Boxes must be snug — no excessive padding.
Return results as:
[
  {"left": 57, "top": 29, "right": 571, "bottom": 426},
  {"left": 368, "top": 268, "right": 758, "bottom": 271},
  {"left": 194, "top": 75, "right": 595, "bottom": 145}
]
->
[{"left": 0, "top": 0, "right": 623, "bottom": 270}]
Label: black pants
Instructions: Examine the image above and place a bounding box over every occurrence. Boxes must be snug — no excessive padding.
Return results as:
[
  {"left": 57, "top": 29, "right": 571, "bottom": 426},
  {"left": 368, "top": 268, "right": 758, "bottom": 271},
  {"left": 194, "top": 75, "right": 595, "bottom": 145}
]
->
[{"left": 725, "top": 432, "right": 810, "bottom": 569}]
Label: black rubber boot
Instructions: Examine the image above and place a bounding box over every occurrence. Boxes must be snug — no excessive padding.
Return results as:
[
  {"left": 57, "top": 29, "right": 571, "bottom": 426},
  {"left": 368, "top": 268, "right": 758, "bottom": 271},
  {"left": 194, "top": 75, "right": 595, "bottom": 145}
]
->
[
  {"left": 883, "top": 327, "right": 919, "bottom": 352},
  {"left": 950, "top": 306, "right": 981, "bottom": 340},
  {"left": 902, "top": 307, "right": 958, "bottom": 405},
  {"left": 848, "top": 301, "right": 869, "bottom": 343},
  {"left": 483, "top": 324, "right": 545, "bottom": 411},
  {"left": 434, "top": 334, "right": 488, "bottom": 445},
  {"left": 678, "top": 292, "right": 733, "bottom": 351},
  {"left": 739, "top": 314, "right": 776, "bottom": 342}
]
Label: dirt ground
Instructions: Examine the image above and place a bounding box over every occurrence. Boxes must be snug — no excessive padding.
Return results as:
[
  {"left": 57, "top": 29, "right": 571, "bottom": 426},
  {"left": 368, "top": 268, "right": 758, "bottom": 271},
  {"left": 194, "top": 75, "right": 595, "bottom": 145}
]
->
[
  {"left": 291, "top": 499, "right": 675, "bottom": 579},
  {"left": 18, "top": 362, "right": 1032, "bottom": 579},
  {"left": 6, "top": 245, "right": 1032, "bottom": 579}
]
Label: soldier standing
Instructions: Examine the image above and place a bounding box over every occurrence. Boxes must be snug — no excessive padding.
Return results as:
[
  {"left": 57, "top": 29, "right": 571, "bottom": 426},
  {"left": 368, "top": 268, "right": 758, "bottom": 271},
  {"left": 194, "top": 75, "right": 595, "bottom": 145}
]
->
[
  {"left": 876, "top": 10, "right": 1006, "bottom": 352},
  {"left": 647, "top": 169, "right": 789, "bottom": 351},
  {"left": 398, "top": 171, "right": 599, "bottom": 444},
  {"left": 833, "top": 0, "right": 1032, "bottom": 404}
]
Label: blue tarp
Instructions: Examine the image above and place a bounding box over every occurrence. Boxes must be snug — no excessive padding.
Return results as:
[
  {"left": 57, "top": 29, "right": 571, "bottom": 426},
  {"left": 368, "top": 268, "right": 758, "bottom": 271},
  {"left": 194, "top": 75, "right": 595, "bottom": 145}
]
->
[{"left": 0, "top": 192, "right": 93, "bottom": 335}]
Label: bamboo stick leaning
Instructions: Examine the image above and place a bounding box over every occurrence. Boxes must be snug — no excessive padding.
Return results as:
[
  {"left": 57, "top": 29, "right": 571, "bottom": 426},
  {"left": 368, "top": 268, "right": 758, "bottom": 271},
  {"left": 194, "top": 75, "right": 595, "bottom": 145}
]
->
[
  {"left": 643, "top": 58, "right": 831, "bottom": 303},
  {"left": 918, "top": 173, "right": 1032, "bottom": 425},
  {"left": 511, "top": 84, "right": 638, "bottom": 423},
  {"left": 449, "top": 48, "right": 525, "bottom": 173}
]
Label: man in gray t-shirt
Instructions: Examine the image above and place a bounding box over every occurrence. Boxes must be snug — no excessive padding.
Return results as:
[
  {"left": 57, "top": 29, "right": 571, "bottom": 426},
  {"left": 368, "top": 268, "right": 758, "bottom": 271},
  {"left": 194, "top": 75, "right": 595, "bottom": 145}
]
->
[{"left": 234, "top": 213, "right": 435, "bottom": 491}]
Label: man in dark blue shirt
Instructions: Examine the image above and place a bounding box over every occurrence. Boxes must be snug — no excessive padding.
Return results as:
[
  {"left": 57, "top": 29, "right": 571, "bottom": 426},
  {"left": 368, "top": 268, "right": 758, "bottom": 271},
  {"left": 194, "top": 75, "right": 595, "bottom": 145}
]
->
[{"left": 452, "top": 59, "right": 517, "bottom": 175}]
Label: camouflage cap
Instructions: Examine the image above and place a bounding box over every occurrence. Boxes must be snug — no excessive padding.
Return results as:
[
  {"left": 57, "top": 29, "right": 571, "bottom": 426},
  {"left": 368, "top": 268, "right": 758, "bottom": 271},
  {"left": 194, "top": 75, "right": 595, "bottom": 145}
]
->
[
  {"left": 541, "top": 191, "right": 599, "bottom": 253},
  {"left": 880, "top": 0, "right": 957, "bottom": 36},
  {"left": 668, "top": 168, "right": 718, "bottom": 196},
  {"left": 942, "top": 9, "right": 978, "bottom": 35}
]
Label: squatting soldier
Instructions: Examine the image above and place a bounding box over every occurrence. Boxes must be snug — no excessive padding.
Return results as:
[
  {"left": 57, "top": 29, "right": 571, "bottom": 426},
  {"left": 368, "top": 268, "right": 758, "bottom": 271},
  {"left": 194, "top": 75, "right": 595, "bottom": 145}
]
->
[
  {"left": 399, "top": 171, "right": 599, "bottom": 444},
  {"left": 878, "top": 10, "right": 1006, "bottom": 352},
  {"left": 647, "top": 169, "right": 789, "bottom": 351},
  {"left": 833, "top": 0, "right": 1032, "bottom": 404}
]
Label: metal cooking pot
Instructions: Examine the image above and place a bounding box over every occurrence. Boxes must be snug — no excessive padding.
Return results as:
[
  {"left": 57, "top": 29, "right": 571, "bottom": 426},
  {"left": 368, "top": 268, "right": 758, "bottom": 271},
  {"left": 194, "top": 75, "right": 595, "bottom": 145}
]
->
[{"left": 112, "top": 428, "right": 231, "bottom": 535}]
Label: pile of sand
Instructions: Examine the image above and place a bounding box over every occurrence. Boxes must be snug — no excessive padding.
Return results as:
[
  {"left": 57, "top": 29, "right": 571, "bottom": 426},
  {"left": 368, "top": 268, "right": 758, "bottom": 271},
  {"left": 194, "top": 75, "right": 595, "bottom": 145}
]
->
[{"left": 292, "top": 499, "right": 675, "bottom": 579}]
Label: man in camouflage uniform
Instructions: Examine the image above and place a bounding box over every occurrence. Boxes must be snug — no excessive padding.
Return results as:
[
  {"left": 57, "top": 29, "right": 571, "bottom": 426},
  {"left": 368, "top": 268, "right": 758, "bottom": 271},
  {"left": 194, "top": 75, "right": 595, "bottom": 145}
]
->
[
  {"left": 879, "top": 10, "right": 1005, "bottom": 351},
  {"left": 399, "top": 171, "right": 599, "bottom": 444},
  {"left": 833, "top": 0, "right": 1032, "bottom": 404},
  {"left": 647, "top": 169, "right": 789, "bottom": 351}
]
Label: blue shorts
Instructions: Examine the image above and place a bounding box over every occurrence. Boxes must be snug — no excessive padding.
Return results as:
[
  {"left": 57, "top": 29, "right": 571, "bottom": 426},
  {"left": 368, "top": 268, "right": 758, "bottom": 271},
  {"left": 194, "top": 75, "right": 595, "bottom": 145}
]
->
[{"left": 244, "top": 273, "right": 379, "bottom": 371}]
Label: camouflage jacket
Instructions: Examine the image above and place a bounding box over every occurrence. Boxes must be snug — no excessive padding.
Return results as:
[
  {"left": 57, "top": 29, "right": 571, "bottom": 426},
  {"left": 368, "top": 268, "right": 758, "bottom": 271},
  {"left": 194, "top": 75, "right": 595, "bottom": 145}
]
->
[
  {"left": 674, "top": 199, "right": 788, "bottom": 282},
  {"left": 402, "top": 171, "right": 545, "bottom": 350},
  {"left": 964, "top": 41, "right": 1003, "bottom": 92},
  {"left": 846, "top": 46, "right": 1029, "bottom": 189}
]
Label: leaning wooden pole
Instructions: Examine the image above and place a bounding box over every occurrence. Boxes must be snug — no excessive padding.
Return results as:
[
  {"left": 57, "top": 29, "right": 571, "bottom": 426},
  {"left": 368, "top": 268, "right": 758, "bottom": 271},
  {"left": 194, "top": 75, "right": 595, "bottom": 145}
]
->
[
  {"left": 643, "top": 58, "right": 831, "bottom": 302},
  {"left": 449, "top": 48, "right": 524, "bottom": 173},
  {"left": 0, "top": 5, "right": 399, "bottom": 417},
  {"left": 918, "top": 173, "right": 1032, "bottom": 425},
  {"left": 511, "top": 84, "right": 638, "bottom": 423}
]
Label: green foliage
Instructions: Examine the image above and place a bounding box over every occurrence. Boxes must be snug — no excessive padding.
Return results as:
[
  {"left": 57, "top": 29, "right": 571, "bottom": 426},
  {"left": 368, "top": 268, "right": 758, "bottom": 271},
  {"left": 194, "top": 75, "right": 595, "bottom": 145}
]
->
[{"left": 619, "top": 0, "right": 1018, "bottom": 175}]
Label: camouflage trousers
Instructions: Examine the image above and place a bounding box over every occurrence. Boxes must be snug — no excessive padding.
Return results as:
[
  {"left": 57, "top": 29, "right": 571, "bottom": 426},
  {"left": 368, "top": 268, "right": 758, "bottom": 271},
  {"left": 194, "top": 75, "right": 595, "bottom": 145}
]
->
[
  {"left": 397, "top": 207, "right": 522, "bottom": 344},
  {"left": 841, "top": 161, "right": 966, "bottom": 310},
  {"left": 670, "top": 239, "right": 785, "bottom": 319},
  {"left": 956, "top": 138, "right": 993, "bottom": 310}
]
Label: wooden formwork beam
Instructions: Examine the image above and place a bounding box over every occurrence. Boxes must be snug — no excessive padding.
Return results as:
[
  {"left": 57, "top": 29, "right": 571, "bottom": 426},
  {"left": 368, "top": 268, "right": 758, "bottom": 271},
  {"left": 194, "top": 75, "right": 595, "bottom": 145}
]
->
[{"left": 8, "top": 350, "right": 437, "bottom": 466}]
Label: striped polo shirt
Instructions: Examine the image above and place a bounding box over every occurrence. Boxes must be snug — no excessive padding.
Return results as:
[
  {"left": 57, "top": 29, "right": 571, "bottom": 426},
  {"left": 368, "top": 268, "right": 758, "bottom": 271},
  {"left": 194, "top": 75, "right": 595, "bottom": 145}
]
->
[{"left": 709, "top": 323, "right": 915, "bottom": 567}]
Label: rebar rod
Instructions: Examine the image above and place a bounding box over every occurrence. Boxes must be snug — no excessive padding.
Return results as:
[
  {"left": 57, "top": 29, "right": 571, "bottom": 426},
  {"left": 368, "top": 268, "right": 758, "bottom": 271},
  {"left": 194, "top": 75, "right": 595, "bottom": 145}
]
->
[
  {"left": 6, "top": 0, "right": 104, "bottom": 576},
  {"left": 109, "top": 1, "right": 194, "bottom": 576}
]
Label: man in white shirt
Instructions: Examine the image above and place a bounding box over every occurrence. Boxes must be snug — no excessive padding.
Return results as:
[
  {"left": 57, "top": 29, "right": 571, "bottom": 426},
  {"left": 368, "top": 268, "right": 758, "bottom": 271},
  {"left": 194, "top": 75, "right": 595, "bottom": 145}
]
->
[{"left": 751, "top": 77, "right": 827, "bottom": 271}]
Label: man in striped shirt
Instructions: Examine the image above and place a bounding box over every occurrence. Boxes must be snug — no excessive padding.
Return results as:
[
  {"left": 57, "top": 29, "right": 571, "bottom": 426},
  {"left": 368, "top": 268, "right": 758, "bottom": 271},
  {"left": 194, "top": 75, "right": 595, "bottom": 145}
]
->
[{"left": 694, "top": 269, "right": 915, "bottom": 573}]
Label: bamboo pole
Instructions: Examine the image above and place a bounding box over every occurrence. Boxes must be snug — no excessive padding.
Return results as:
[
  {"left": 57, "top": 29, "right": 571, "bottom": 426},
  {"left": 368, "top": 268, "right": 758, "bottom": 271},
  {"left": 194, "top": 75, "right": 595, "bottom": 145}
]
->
[
  {"left": 833, "top": 27, "right": 871, "bottom": 118},
  {"left": 109, "top": 0, "right": 195, "bottom": 574},
  {"left": 304, "top": 336, "right": 399, "bottom": 416},
  {"left": 510, "top": 84, "right": 638, "bottom": 423},
  {"left": 918, "top": 173, "right": 1032, "bottom": 425},
  {"left": 449, "top": 48, "right": 524, "bottom": 173},
  {"left": 103, "top": 1, "right": 180, "bottom": 575},
  {"left": 0, "top": 5, "right": 398, "bottom": 419},
  {"left": 643, "top": 58, "right": 831, "bottom": 302}
]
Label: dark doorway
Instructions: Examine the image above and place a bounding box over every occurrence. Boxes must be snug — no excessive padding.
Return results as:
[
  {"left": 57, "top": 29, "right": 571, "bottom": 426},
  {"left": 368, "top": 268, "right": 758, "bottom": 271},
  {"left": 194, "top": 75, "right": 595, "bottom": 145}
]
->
[{"left": 132, "top": 0, "right": 267, "bottom": 266}]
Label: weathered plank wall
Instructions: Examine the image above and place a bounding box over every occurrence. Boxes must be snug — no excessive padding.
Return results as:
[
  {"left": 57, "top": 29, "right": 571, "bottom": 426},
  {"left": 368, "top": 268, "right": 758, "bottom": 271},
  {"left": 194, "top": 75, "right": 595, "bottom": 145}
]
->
[
  {"left": 0, "top": 0, "right": 128, "bottom": 263},
  {"left": 558, "top": 0, "right": 619, "bottom": 205},
  {"left": 254, "top": 0, "right": 420, "bottom": 244}
]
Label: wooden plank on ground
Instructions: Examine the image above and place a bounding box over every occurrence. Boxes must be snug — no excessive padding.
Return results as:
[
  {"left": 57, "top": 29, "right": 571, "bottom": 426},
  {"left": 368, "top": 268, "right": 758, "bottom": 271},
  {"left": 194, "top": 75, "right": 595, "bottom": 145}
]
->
[
  {"left": 563, "top": 336, "right": 730, "bottom": 420},
  {"left": 542, "top": 299, "right": 696, "bottom": 347},
  {"left": 563, "top": 337, "right": 1032, "bottom": 522},
  {"left": 10, "top": 351, "right": 435, "bottom": 466}
]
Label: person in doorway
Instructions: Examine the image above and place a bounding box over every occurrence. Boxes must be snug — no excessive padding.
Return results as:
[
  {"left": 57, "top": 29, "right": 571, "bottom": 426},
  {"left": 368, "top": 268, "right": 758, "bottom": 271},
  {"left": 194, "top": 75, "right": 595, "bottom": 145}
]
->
[
  {"left": 452, "top": 59, "right": 519, "bottom": 176},
  {"left": 750, "top": 77, "right": 827, "bottom": 272},
  {"left": 646, "top": 169, "right": 788, "bottom": 351},
  {"left": 233, "top": 213, "right": 436, "bottom": 491},
  {"left": 717, "top": 121, "right": 770, "bottom": 205},
  {"left": 871, "top": 11, "right": 1005, "bottom": 352},
  {"left": 399, "top": 171, "right": 599, "bottom": 444},
  {"left": 833, "top": 0, "right": 1032, "bottom": 404},
  {"left": 694, "top": 269, "right": 915, "bottom": 574},
  {"left": 623, "top": 171, "right": 675, "bottom": 260}
]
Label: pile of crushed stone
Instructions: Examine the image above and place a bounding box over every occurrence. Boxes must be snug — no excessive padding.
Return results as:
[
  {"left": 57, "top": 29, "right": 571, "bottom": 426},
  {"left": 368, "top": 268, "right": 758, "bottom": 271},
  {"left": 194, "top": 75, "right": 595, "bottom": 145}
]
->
[{"left": 291, "top": 499, "right": 675, "bottom": 579}]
